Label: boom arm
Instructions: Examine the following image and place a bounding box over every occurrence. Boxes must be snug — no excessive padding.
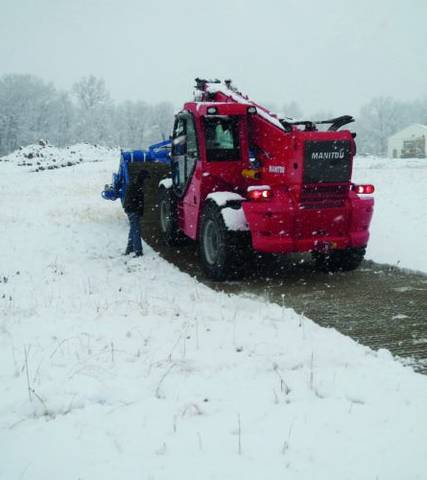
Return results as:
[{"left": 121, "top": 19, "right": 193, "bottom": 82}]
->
[
  {"left": 195, "top": 78, "right": 355, "bottom": 133},
  {"left": 195, "top": 78, "right": 289, "bottom": 132}
]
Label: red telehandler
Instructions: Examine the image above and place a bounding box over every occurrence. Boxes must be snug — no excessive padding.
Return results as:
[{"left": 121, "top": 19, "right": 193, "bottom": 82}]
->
[{"left": 157, "top": 79, "right": 374, "bottom": 280}]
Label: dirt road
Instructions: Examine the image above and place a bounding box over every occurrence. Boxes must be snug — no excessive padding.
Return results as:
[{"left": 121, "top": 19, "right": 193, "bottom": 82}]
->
[{"left": 141, "top": 163, "right": 427, "bottom": 373}]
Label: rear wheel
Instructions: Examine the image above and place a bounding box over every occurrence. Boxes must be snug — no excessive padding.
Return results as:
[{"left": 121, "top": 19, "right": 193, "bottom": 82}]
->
[
  {"left": 199, "top": 201, "right": 247, "bottom": 280},
  {"left": 158, "top": 187, "right": 180, "bottom": 246},
  {"left": 312, "top": 246, "right": 366, "bottom": 272}
]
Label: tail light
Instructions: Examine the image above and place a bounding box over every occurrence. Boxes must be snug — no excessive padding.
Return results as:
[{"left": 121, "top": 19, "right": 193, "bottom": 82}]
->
[
  {"left": 247, "top": 186, "right": 273, "bottom": 201},
  {"left": 352, "top": 184, "right": 375, "bottom": 195}
]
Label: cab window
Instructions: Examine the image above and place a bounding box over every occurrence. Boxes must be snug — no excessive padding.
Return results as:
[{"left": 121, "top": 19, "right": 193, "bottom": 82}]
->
[
  {"left": 172, "top": 117, "right": 186, "bottom": 156},
  {"left": 204, "top": 116, "right": 240, "bottom": 161},
  {"left": 171, "top": 113, "right": 199, "bottom": 193}
]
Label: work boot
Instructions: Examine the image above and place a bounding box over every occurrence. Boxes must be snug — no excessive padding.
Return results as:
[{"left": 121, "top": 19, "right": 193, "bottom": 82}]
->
[
  {"left": 123, "top": 248, "right": 133, "bottom": 255},
  {"left": 134, "top": 251, "right": 143, "bottom": 257}
]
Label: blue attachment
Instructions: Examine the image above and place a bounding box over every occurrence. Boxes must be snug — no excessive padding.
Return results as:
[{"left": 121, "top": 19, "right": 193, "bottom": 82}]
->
[
  {"left": 101, "top": 140, "right": 171, "bottom": 202},
  {"left": 146, "top": 139, "right": 172, "bottom": 162}
]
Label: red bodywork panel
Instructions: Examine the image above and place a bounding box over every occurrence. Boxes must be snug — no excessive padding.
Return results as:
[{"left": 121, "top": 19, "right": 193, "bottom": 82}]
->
[{"left": 174, "top": 84, "right": 374, "bottom": 254}]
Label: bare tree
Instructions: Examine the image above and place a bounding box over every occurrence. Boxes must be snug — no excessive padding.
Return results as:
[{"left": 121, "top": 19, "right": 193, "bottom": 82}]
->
[
  {"left": 71, "top": 75, "right": 114, "bottom": 145},
  {"left": 115, "top": 100, "right": 150, "bottom": 149},
  {"left": 145, "top": 102, "right": 175, "bottom": 144},
  {"left": 72, "top": 75, "right": 110, "bottom": 111},
  {"left": 357, "top": 97, "right": 403, "bottom": 155},
  {"left": 0, "top": 74, "right": 67, "bottom": 154}
]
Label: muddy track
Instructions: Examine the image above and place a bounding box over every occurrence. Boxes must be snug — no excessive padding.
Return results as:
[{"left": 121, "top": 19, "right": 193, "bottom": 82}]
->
[{"left": 140, "top": 163, "right": 427, "bottom": 373}]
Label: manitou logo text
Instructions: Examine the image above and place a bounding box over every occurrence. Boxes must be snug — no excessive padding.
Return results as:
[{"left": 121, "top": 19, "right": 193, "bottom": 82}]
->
[
  {"left": 269, "top": 165, "right": 285, "bottom": 174},
  {"left": 312, "top": 150, "right": 345, "bottom": 160}
]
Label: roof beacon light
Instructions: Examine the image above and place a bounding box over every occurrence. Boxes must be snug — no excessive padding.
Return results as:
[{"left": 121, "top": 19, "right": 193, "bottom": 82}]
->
[
  {"left": 247, "top": 106, "right": 257, "bottom": 114},
  {"left": 207, "top": 106, "right": 218, "bottom": 115}
]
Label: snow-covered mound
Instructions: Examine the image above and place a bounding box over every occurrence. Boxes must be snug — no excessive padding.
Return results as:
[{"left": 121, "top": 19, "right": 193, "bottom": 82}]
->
[
  {"left": 0, "top": 147, "right": 426, "bottom": 479},
  {"left": 0, "top": 141, "right": 119, "bottom": 172}
]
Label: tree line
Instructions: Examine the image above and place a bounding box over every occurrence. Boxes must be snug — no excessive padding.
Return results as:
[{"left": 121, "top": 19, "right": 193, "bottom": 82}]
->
[
  {"left": 1, "top": 73, "right": 426, "bottom": 157},
  {"left": 0, "top": 74, "right": 174, "bottom": 156}
]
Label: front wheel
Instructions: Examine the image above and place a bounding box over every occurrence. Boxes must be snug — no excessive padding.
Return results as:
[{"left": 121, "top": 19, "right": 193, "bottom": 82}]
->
[
  {"left": 158, "top": 187, "right": 180, "bottom": 246},
  {"left": 312, "top": 246, "right": 366, "bottom": 272},
  {"left": 199, "top": 201, "right": 246, "bottom": 280}
]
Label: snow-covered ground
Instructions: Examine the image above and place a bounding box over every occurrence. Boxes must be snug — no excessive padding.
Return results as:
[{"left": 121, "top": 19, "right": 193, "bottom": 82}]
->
[
  {"left": 354, "top": 156, "right": 427, "bottom": 273},
  {"left": 0, "top": 145, "right": 426, "bottom": 480}
]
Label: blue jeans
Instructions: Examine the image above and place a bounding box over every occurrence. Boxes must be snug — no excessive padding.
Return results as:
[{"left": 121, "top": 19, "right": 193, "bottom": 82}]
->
[{"left": 126, "top": 212, "right": 143, "bottom": 254}]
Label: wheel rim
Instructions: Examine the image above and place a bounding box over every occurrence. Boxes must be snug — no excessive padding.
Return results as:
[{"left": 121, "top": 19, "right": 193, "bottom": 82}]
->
[
  {"left": 203, "top": 219, "right": 220, "bottom": 265},
  {"left": 160, "top": 198, "right": 170, "bottom": 233}
]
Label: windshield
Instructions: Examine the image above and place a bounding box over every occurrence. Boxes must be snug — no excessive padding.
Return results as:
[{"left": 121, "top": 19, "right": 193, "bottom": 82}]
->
[{"left": 203, "top": 116, "right": 240, "bottom": 161}]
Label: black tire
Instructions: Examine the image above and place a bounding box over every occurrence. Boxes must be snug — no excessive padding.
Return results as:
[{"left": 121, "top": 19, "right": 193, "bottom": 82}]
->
[
  {"left": 312, "top": 246, "right": 366, "bottom": 272},
  {"left": 199, "top": 201, "right": 247, "bottom": 281},
  {"left": 158, "top": 187, "right": 180, "bottom": 246}
]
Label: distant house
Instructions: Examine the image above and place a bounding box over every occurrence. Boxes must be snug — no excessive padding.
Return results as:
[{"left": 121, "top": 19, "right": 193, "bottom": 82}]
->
[{"left": 387, "top": 124, "right": 427, "bottom": 158}]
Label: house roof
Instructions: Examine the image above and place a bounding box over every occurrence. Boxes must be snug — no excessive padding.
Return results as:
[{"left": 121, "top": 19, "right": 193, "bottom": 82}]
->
[{"left": 389, "top": 124, "right": 427, "bottom": 140}]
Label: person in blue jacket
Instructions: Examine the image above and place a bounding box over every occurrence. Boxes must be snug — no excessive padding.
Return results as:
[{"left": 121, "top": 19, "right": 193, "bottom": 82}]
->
[{"left": 123, "top": 169, "right": 150, "bottom": 256}]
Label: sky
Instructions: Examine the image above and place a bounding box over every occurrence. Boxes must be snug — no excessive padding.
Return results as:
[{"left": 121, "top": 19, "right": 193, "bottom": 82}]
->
[{"left": 1, "top": 0, "right": 426, "bottom": 115}]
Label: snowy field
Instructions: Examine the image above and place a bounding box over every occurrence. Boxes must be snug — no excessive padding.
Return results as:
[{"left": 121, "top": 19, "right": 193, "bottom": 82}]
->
[
  {"left": 1, "top": 144, "right": 427, "bottom": 480},
  {"left": 353, "top": 156, "right": 427, "bottom": 273}
]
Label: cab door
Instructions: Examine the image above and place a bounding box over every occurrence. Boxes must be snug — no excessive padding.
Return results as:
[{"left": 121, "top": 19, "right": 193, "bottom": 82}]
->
[{"left": 170, "top": 112, "right": 200, "bottom": 239}]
